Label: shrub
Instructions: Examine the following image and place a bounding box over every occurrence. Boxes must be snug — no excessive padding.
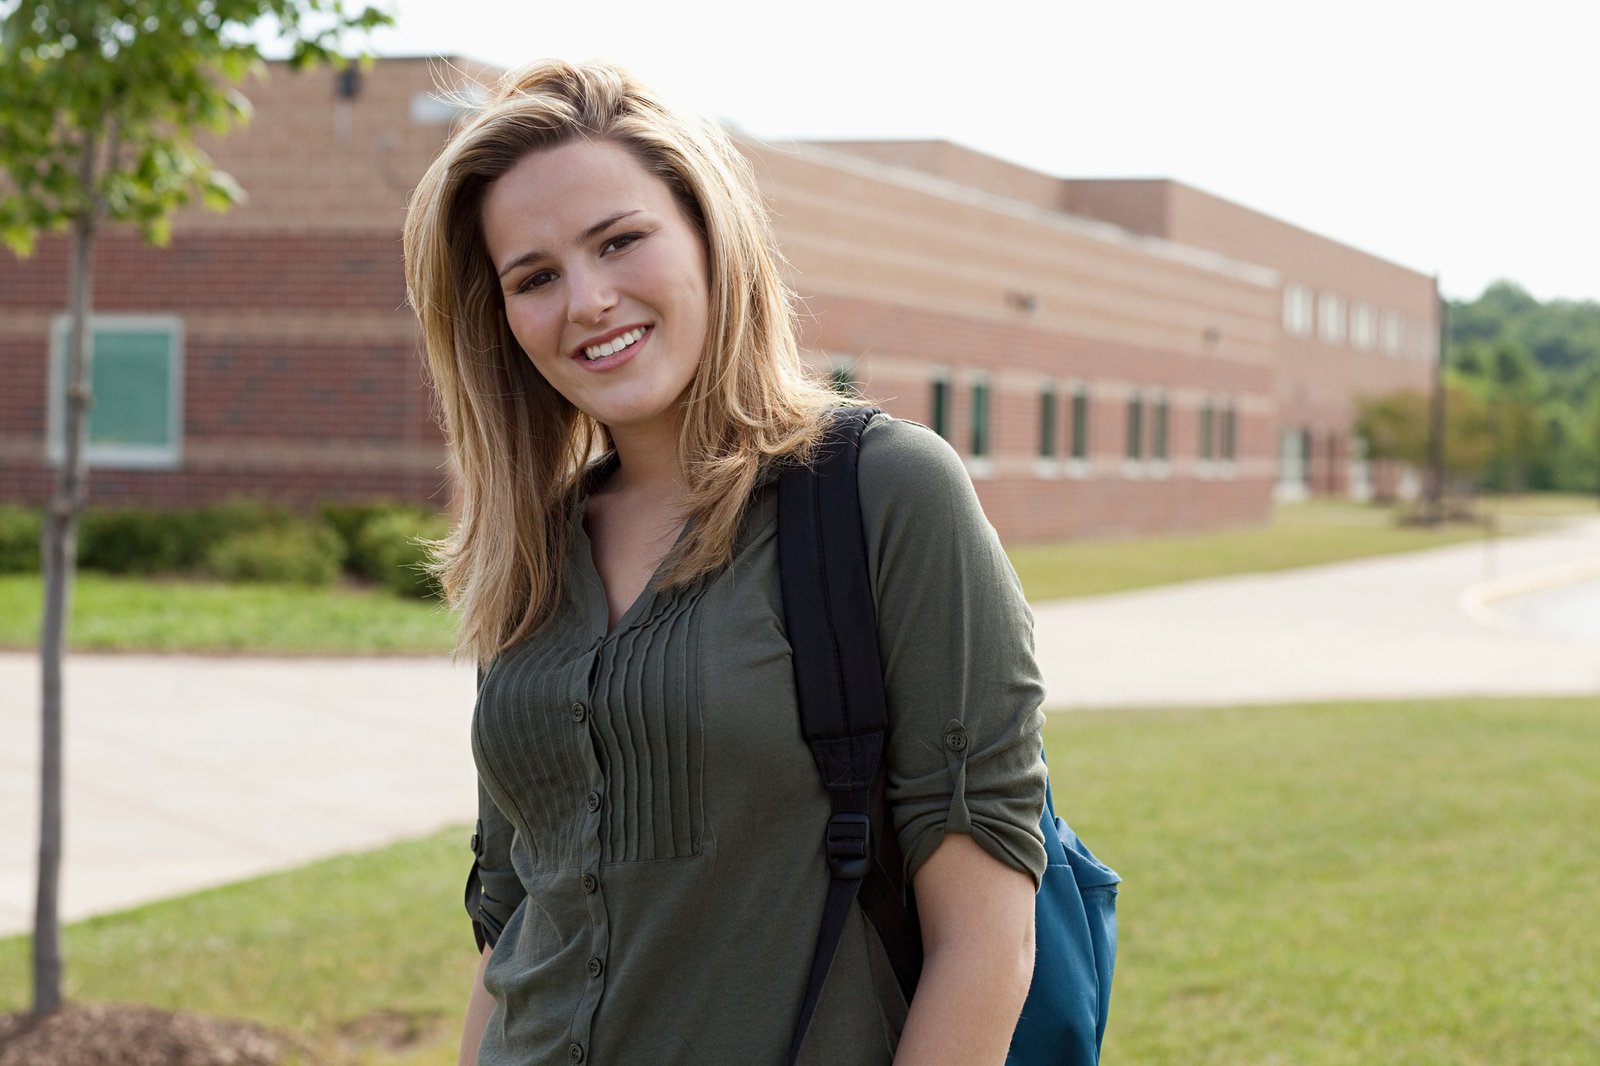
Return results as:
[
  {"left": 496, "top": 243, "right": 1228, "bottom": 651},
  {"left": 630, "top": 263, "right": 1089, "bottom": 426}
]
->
[
  {"left": 353, "top": 509, "right": 450, "bottom": 599},
  {"left": 76, "top": 500, "right": 301, "bottom": 575},
  {"left": 187, "top": 500, "right": 299, "bottom": 555},
  {"left": 204, "top": 522, "right": 344, "bottom": 586},
  {"left": 0, "top": 506, "right": 43, "bottom": 573},
  {"left": 77, "top": 507, "right": 190, "bottom": 573},
  {"left": 320, "top": 501, "right": 418, "bottom": 575}
]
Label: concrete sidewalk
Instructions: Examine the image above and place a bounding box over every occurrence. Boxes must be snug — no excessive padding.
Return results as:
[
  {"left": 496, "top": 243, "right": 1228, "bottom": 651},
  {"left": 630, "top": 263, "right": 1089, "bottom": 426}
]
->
[
  {"left": 3, "top": 518, "right": 1599, "bottom": 936},
  {"left": 1, "top": 656, "right": 478, "bottom": 937},
  {"left": 1033, "top": 516, "right": 1600, "bottom": 708}
]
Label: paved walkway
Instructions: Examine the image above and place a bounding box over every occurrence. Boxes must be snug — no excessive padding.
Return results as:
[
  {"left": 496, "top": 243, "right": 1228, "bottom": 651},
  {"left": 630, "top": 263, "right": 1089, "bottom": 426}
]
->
[
  {"left": 3, "top": 518, "right": 1598, "bottom": 936},
  {"left": 1033, "top": 516, "right": 1600, "bottom": 708}
]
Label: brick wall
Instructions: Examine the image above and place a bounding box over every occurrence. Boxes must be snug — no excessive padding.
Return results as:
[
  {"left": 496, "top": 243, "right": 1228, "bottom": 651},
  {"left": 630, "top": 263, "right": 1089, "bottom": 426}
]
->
[
  {"left": 1059, "top": 178, "right": 1439, "bottom": 498},
  {"left": 0, "top": 230, "right": 448, "bottom": 511}
]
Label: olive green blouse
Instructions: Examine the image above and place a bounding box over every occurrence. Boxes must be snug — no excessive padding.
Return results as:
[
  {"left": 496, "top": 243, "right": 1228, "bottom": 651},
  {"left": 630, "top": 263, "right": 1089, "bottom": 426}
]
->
[{"left": 468, "top": 415, "right": 1048, "bottom": 1066}]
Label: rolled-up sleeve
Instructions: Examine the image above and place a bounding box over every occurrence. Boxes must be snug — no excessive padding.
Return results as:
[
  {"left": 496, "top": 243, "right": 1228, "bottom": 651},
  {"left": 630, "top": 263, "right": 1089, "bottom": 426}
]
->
[
  {"left": 467, "top": 775, "right": 526, "bottom": 950},
  {"left": 466, "top": 659, "right": 528, "bottom": 954},
  {"left": 856, "top": 416, "right": 1049, "bottom": 886}
]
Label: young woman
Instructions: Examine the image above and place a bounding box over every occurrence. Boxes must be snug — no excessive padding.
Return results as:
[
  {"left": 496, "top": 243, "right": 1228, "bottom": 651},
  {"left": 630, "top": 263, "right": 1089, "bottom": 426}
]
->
[{"left": 403, "top": 60, "right": 1049, "bottom": 1065}]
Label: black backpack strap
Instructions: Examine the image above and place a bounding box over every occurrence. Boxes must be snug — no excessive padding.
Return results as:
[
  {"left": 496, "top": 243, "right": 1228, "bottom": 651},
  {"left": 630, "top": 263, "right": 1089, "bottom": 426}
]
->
[{"left": 779, "top": 407, "right": 920, "bottom": 1065}]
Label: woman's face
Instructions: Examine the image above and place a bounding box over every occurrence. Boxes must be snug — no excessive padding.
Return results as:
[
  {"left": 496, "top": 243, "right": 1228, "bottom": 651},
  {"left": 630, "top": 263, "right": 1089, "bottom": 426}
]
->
[{"left": 482, "top": 138, "right": 711, "bottom": 446}]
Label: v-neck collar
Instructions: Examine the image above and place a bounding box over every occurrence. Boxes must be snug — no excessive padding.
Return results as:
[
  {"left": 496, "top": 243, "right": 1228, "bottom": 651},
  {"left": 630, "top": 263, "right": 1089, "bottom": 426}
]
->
[{"left": 570, "top": 454, "right": 697, "bottom": 640}]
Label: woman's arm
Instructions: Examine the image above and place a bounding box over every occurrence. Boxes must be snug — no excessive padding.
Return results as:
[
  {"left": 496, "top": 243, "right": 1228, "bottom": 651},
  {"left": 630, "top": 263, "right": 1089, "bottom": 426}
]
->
[
  {"left": 892, "top": 834, "right": 1036, "bottom": 1066},
  {"left": 851, "top": 418, "right": 1047, "bottom": 1062},
  {"left": 458, "top": 945, "right": 495, "bottom": 1066}
]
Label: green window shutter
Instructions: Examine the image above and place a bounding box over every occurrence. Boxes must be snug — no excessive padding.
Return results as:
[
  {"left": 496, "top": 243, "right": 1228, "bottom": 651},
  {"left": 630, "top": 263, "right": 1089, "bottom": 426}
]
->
[
  {"left": 971, "top": 380, "right": 990, "bottom": 457},
  {"left": 1071, "top": 388, "right": 1089, "bottom": 460},
  {"left": 1200, "top": 401, "right": 1215, "bottom": 461},
  {"left": 829, "top": 365, "right": 857, "bottom": 397},
  {"left": 1154, "top": 396, "right": 1169, "bottom": 461},
  {"left": 1039, "top": 385, "right": 1057, "bottom": 458},
  {"left": 1223, "top": 403, "right": 1237, "bottom": 461},
  {"left": 89, "top": 328, "right": 173, "bottom": 448},
  {"left": 1126, "top": 395, "right": 1143, "bottom": 460},
  {"left": 50, "top": 316, "right": 180, "bottom": 467},
  {"left": 931, "top": 378, "right": 950, "bottom": 439}
]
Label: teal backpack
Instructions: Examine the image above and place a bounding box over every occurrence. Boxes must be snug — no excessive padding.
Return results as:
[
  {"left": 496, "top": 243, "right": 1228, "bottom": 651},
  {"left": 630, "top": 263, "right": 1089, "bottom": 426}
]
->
[{"left": 779, "top": 408, "right": 1120, "bottom": 1064}]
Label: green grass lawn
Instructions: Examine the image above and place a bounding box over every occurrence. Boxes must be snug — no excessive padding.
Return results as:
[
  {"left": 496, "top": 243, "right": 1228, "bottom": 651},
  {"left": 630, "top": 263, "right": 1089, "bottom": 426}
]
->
[
  {"left": 1008, "top": 496, "right": 1591, "bottom": 601},
  {"left": 1059, "top": 697, "right": 1600, "bottom": 1065},
  {"left": 0, "top": 573, "right": 457, "bottom": 655},
  {"left": 4, "top": 695, "right": 1595, "bottom": 1064}
]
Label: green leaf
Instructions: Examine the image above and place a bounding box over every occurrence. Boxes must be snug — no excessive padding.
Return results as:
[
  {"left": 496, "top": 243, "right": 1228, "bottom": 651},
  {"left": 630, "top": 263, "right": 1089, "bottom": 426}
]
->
[
  {"left": 0, "top": 0, "right": 387, "bottom": 249},
  {"left": 205, "top": 169, "right": 246, "bottom": 211}
]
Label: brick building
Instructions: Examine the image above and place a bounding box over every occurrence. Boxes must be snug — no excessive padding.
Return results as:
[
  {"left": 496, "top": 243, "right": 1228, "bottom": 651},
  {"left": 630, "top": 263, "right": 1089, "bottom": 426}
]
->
[
  {"left": 0, "top": 58, "right": 1438, "bottom": 543},
  {"left": 1058, "top": 176, "right": 1440, "bottom": 501},
  {"left": 813, "top": 141, "right": 1440, "bottom": 505}
]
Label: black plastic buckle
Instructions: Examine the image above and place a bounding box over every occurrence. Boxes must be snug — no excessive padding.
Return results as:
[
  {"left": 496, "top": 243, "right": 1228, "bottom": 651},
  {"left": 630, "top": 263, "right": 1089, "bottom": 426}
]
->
[{"left": 825, "top": 812, "right": 871, "bottom": 879}]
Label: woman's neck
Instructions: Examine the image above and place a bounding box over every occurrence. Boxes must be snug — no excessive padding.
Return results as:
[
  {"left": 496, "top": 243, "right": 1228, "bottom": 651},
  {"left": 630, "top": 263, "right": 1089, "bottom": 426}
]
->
[{"left": 605, "top": 420, "right": 689, "bottom": 501}]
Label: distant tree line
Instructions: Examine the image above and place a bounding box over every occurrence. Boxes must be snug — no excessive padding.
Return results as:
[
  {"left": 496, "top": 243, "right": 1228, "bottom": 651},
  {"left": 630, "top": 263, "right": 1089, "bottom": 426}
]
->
[{"left": 1357, "top": 280, "right": 1600, "bottom": 497}]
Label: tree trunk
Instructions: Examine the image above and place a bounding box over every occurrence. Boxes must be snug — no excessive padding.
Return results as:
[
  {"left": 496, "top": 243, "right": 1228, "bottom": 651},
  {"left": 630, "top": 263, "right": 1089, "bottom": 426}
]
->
[
  {"left": 1424, "top": 282, "right": 1448, "bottom": 523},
  {"left": 34, "top": 146, "right": 97, "bottom": 1019}
]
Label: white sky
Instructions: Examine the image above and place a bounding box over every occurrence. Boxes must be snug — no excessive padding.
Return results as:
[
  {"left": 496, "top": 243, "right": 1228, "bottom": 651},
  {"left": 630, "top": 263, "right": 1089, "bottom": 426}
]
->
[{"left": 357, "top": 0, "right": 1600, "bottom": 304}]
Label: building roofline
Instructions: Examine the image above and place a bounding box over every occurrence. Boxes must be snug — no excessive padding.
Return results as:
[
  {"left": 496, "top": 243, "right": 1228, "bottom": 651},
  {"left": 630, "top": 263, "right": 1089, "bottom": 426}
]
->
[
  {"left": 1061, "top": 175, "right": 1436, "bottom": 281},
  {"left": 805, "top": 138, "right": 1433, "bottom": 283},
  {"left": 756, "top": 136, "right": 1279, "bottom": 290}
]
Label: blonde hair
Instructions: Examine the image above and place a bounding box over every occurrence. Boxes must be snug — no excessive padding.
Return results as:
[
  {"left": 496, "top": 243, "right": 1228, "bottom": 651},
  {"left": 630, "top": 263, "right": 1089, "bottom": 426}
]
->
[{"left": 403, "top": 59, "right": 842, "bottom": 664}]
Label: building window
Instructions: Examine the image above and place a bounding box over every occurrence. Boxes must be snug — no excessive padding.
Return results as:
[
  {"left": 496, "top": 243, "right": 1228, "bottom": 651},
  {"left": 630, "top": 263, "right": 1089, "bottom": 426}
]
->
[
  {"left": 1283, "top": 284, "right": 1313, "bottom": 336},
  {"left": 49, "top": 314, "right": 183, "bottom": 469},
  {"left": 1038, "top": 382, "right": 1057, "bottom": 459},
  {"left": 1222, "top": 400, "right": 1237, "bottom": 462},
  {"left": 1276, "top": 426, "right": 1310, "bottom": 501},
  {"left": 1153, "top": 393, "right": 1169, "bottom": 462},
  {"left": 970, "top": 379, "right": 990, "bottom": 458},
  {"left": 1382, "top": 311, "right": 1403, "bottom": 355},
  {"left": 1352, "top": 303, "right": 1376, "bottom": 350},
  {"left": 931, "top": 376, "right": 951, "bottom": 439},
  {"left": 1199, "top": 399, "right": 1215, "bottom": 462},
  {"left": 1126, "top": 392, "right": 1144, "bottom": 461},
  {"left": 1318, "top": 292, "right": 1346, "bottom": 345},
  {"left": 1070, "top": 384, "right": 1090, "bottom": 461}
]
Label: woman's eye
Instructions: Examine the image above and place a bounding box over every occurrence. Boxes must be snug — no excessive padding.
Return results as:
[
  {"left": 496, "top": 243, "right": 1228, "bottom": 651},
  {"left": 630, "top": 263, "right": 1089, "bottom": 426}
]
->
[
  {"left": 517, "top": 269, "right": 556, "bottom": 293},
  {"left": 603, "top": 232, "right": 643, "bottom": 254}
]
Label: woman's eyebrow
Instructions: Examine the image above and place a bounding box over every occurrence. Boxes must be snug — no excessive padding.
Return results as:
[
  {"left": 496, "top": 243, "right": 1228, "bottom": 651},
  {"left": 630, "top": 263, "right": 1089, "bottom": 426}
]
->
[{"left": 496, "top": 210, "right": 642, "bottom": 279}]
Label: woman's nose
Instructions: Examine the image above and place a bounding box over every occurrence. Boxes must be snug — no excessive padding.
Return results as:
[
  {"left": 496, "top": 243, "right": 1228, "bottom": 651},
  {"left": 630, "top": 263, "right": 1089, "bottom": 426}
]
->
[{"left": 566, "top": 266, "right": 617, "bottom": 325}]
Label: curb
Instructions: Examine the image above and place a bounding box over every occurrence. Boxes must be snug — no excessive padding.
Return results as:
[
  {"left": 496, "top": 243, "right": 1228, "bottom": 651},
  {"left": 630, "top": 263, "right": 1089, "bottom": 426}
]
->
[{"left": 1459, "top": 557, "right": 1600, "bottom": 637}]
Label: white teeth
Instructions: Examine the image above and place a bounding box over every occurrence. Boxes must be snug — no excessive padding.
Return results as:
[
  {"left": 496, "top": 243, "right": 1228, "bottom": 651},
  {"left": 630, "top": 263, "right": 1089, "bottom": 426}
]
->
[{"left": 584, "top": 327, "right": 646, "bottom": 360}]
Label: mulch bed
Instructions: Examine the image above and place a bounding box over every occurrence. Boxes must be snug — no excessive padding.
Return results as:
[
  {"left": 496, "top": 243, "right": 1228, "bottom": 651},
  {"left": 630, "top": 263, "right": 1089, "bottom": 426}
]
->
[{"left": 0, "top": 1002, "right": 296, "bottom": 1066}]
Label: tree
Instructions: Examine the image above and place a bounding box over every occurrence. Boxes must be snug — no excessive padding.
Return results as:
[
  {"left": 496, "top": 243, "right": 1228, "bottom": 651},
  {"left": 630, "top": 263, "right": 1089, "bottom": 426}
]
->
[
  {"left": 1355, "top": 388, "right": 1432, "bottom": 468},
  {"left": 1355, "top": 383, "right": 1492, "bottom": 499},
  {"left": 1448, "top": 282, "right": 1600, "bottom": 498},
  {"left": 0, "top": 0, "right": 390, "bottom": 1018}
]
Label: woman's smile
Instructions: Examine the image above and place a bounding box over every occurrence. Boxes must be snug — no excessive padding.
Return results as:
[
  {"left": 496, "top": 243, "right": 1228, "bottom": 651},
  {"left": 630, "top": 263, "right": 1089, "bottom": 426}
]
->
[{"left": 574, "top": 323, "right": 652, "bottom": 367}]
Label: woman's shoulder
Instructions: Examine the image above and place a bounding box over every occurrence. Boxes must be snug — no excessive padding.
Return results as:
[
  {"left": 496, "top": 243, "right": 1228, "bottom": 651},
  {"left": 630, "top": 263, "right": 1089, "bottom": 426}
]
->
[{"left": 857, "top": 413, "right": 974, "bottom": 501}]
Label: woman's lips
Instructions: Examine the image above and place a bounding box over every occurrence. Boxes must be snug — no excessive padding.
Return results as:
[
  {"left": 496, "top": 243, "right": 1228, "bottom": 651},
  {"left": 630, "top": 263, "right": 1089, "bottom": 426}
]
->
[{"left": 575, "top": 324, "right": 651, "bottom": 363}]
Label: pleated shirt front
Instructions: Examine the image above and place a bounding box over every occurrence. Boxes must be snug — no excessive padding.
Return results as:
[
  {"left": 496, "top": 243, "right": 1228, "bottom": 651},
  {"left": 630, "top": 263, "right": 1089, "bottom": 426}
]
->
[{"left": 468, "top": 416, "right": 1050, "bottom": 1066}]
